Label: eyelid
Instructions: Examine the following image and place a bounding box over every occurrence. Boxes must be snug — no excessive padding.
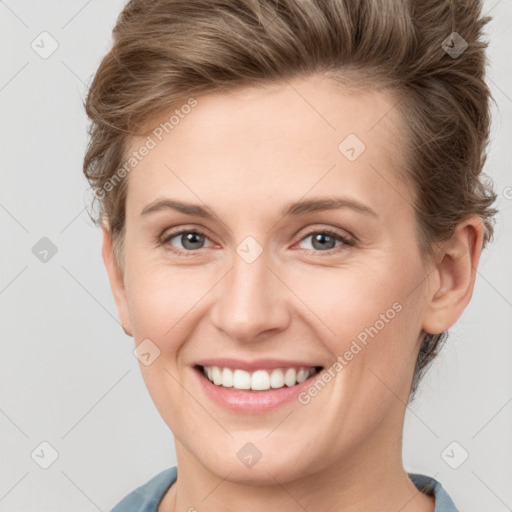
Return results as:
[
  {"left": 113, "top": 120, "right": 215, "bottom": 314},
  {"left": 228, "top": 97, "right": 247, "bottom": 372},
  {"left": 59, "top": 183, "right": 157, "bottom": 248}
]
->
[{"left": 295, "top": 224, "right": 355, "bottom": 242}]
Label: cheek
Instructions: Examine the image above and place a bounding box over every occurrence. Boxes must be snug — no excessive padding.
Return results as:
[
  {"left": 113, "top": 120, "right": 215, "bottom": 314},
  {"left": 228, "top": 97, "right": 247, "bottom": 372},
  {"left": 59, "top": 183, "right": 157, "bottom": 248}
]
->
[
  {"left": 124, "top": 262, "right": 216, "bottom": 351},
  {"left": 293, "top": 260, "right": 424, "bottom": 387},
  {"left": 290, "top": 260, "right": 418, "bottom": 337}
]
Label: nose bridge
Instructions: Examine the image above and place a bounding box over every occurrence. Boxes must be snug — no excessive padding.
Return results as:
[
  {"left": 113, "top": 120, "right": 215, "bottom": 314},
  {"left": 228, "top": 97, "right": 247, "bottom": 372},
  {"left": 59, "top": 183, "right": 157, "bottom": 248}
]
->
[{"left": 210, "top": 241, "right": 289, "bottom": 341}]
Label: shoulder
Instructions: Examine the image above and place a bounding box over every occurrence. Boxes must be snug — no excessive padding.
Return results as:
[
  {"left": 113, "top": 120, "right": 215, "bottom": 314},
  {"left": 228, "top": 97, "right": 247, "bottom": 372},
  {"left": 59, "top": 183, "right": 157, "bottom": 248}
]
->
[
  {"left": 111, "top": 466, "right": 178, "bottom": 512},
  {"left": 408, "top": 473, "right": 459, "bottom": 512}
]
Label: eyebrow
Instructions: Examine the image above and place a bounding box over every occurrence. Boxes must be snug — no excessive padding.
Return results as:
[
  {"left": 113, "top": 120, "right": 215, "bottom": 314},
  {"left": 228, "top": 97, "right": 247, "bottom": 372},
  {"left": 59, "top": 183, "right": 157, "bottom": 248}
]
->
[{"left": 140, "top": 196, "right": 378, "bottom": 219}]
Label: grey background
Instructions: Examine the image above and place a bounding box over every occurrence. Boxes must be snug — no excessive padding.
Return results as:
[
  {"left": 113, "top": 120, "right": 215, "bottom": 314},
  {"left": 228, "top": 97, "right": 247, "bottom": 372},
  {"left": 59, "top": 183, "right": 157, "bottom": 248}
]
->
[{"left": 1, "top": 0, "right": 511, "bottom": 510}]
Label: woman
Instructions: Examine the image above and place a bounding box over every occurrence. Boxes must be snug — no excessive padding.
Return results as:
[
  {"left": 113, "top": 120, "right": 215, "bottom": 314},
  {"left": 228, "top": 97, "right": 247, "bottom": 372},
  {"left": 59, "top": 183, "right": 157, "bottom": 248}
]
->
[{"left": 83, "top": 0, "right": 497, "bottom": 510}]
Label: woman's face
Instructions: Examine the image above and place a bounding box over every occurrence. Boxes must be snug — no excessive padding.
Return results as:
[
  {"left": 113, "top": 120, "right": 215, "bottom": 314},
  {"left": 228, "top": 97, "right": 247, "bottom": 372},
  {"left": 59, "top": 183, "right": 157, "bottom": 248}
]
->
[{"left": 108, "top": 75, "right": 435, "bottom": 483}]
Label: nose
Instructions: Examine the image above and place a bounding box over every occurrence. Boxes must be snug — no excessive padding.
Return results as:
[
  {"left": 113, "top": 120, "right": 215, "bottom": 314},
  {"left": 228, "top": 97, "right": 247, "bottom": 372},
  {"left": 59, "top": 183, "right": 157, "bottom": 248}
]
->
[{"left": 210, "top": 245, "right": 291, "bottom": 343}]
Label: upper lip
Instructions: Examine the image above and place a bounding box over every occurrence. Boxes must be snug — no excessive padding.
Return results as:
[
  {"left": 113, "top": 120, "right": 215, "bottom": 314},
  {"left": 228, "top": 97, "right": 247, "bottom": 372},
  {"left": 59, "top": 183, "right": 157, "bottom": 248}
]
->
[{"left": 194, "top": 358, "right": 323, "bottom": 372}]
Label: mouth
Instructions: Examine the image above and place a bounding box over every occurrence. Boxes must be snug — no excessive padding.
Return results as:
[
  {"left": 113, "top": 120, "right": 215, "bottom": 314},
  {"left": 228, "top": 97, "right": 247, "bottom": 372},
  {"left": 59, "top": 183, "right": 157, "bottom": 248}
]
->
[{"left": 194, "top": 364, "right": 324, "bottom": 392}]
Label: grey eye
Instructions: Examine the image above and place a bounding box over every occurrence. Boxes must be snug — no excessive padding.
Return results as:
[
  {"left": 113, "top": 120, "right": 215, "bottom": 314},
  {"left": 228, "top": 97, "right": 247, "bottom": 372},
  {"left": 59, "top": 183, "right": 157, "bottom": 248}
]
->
[
  {"left": 299, "top": 231, "right": 345, "bottom": 251},
  {"left": 166, "top": 231, "right": 209, "bottom": 251}
]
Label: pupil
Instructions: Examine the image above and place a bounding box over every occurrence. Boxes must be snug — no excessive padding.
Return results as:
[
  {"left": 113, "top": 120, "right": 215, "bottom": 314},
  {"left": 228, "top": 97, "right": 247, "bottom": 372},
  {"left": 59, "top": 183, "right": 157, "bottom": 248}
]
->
[
  {"left": 313, "top": 233, "right": 334, "bottom": 250},
  {"left": 183, "top": 232, "right": 203, "bottom": 250}
]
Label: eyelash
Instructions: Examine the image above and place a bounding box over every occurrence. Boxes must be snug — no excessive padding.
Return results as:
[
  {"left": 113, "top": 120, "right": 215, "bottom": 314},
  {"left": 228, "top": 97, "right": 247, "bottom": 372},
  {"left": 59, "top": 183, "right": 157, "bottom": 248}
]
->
[{"left": 159, "top": 227, "right": 356, "bottom": 256}]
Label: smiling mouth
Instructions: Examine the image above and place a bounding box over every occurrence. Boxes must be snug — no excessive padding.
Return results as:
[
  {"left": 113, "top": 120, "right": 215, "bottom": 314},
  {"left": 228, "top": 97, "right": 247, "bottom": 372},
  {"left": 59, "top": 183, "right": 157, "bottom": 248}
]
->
[{"left": 195, "top": 365, "right": 323, "bottom": 391}]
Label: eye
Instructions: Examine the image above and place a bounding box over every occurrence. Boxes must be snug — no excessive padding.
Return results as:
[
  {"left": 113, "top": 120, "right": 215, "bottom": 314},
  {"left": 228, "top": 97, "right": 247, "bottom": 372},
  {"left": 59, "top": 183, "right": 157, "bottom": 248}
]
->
[
  {"left": 161, "top": 229, "right": 213, "bottom": 253},
  {"left": 296, "top": 229, "right": 354, "bottom": 253},
  {"left": 159, "top": 227, "right": 355, "bottom": 255}
]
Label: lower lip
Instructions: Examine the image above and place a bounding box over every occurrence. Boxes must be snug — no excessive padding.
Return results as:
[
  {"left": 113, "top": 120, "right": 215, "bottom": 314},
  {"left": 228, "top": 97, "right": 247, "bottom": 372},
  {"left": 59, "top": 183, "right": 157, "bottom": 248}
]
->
[{"left": 193, "top": 366, "right": 321, "bottom": 413}]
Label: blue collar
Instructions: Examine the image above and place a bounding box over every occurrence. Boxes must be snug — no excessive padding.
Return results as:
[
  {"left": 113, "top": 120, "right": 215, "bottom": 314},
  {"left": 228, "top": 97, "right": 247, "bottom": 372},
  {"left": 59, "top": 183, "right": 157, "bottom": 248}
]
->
[{"left": 111, "top": 467, "right": 458, "bottom": 511}]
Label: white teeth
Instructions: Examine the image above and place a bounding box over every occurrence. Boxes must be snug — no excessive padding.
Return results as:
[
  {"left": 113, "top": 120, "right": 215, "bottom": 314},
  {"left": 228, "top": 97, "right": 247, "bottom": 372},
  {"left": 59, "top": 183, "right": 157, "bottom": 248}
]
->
[
  {"left": 270, "top": 368, "right": 285, "bottom": 388},
  {"left": 251, "top": 370, "right": 270, "bottom": 390},
  {"left": 284, "top": 368, "right": 297, "bottom": 387},
  {"left": 222, "top": 367, "right": 233, "bottom": 387},
  {"left": 201, "top": 365, "right": 318, "bottom": 390},
  {"left": 212, "top": 366, "right": 222, "bottom": 385},
  {"left": 233, "top": 369, "right": 251, "bottom": 389},
  {"left": 296, "top": 368, "right": 309, "bottom": 383}
]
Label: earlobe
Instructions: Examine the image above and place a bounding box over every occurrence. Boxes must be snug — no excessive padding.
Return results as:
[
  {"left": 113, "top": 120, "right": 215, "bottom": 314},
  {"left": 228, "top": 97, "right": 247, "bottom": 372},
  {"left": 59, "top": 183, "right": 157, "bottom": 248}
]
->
[
  {"left": 422, "top": 217, "right": 484, "bottom": 335},
  {"left": 122, "top": 324, "right": 134, "bottom": 337},
  {"left": 101, "top": 224, "right": 133, "bottom": 337}
]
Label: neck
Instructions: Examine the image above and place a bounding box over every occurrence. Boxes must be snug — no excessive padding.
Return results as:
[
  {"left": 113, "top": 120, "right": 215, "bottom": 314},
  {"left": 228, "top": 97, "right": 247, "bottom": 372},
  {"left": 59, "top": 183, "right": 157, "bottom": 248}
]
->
[{"left": 159, "top": 425, "right": 435, "bottom": 512}]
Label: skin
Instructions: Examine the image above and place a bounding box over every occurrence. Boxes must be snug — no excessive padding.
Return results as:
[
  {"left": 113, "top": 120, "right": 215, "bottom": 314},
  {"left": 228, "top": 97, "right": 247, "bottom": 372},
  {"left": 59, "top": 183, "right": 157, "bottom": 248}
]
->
[{"left": 102, "top": 74, "right": 484, "bottom": 511}]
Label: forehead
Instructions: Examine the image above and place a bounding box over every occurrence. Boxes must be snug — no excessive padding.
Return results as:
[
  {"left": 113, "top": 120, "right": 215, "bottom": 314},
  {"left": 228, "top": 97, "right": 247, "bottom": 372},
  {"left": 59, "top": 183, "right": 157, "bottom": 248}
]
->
[{"left": 124, "top": 75, "right": 412, "bottom": 221}]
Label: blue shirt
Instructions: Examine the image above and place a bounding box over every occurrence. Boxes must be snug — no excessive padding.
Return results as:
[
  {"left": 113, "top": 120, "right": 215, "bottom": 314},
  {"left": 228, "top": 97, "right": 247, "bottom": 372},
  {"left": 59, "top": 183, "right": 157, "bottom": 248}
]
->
[{"left": 111, "top": 466, "right": 459, "bottom": 511}]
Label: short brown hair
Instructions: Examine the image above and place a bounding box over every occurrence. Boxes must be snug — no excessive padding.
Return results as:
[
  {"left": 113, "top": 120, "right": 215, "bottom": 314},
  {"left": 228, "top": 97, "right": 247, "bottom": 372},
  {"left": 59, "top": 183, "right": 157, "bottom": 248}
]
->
[{"left": 83, "top": 0, "right": 497, "bottom": 399}]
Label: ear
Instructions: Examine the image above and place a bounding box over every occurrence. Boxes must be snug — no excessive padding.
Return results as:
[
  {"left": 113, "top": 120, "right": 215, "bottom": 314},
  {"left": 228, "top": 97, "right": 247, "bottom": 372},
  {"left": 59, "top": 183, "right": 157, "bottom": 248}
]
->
[
  {"left": 422, "top": 216, "right": 485, "bottom": 335},
  {"left": 101, "top": 223, "right": 133, "bottom": 337}
]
